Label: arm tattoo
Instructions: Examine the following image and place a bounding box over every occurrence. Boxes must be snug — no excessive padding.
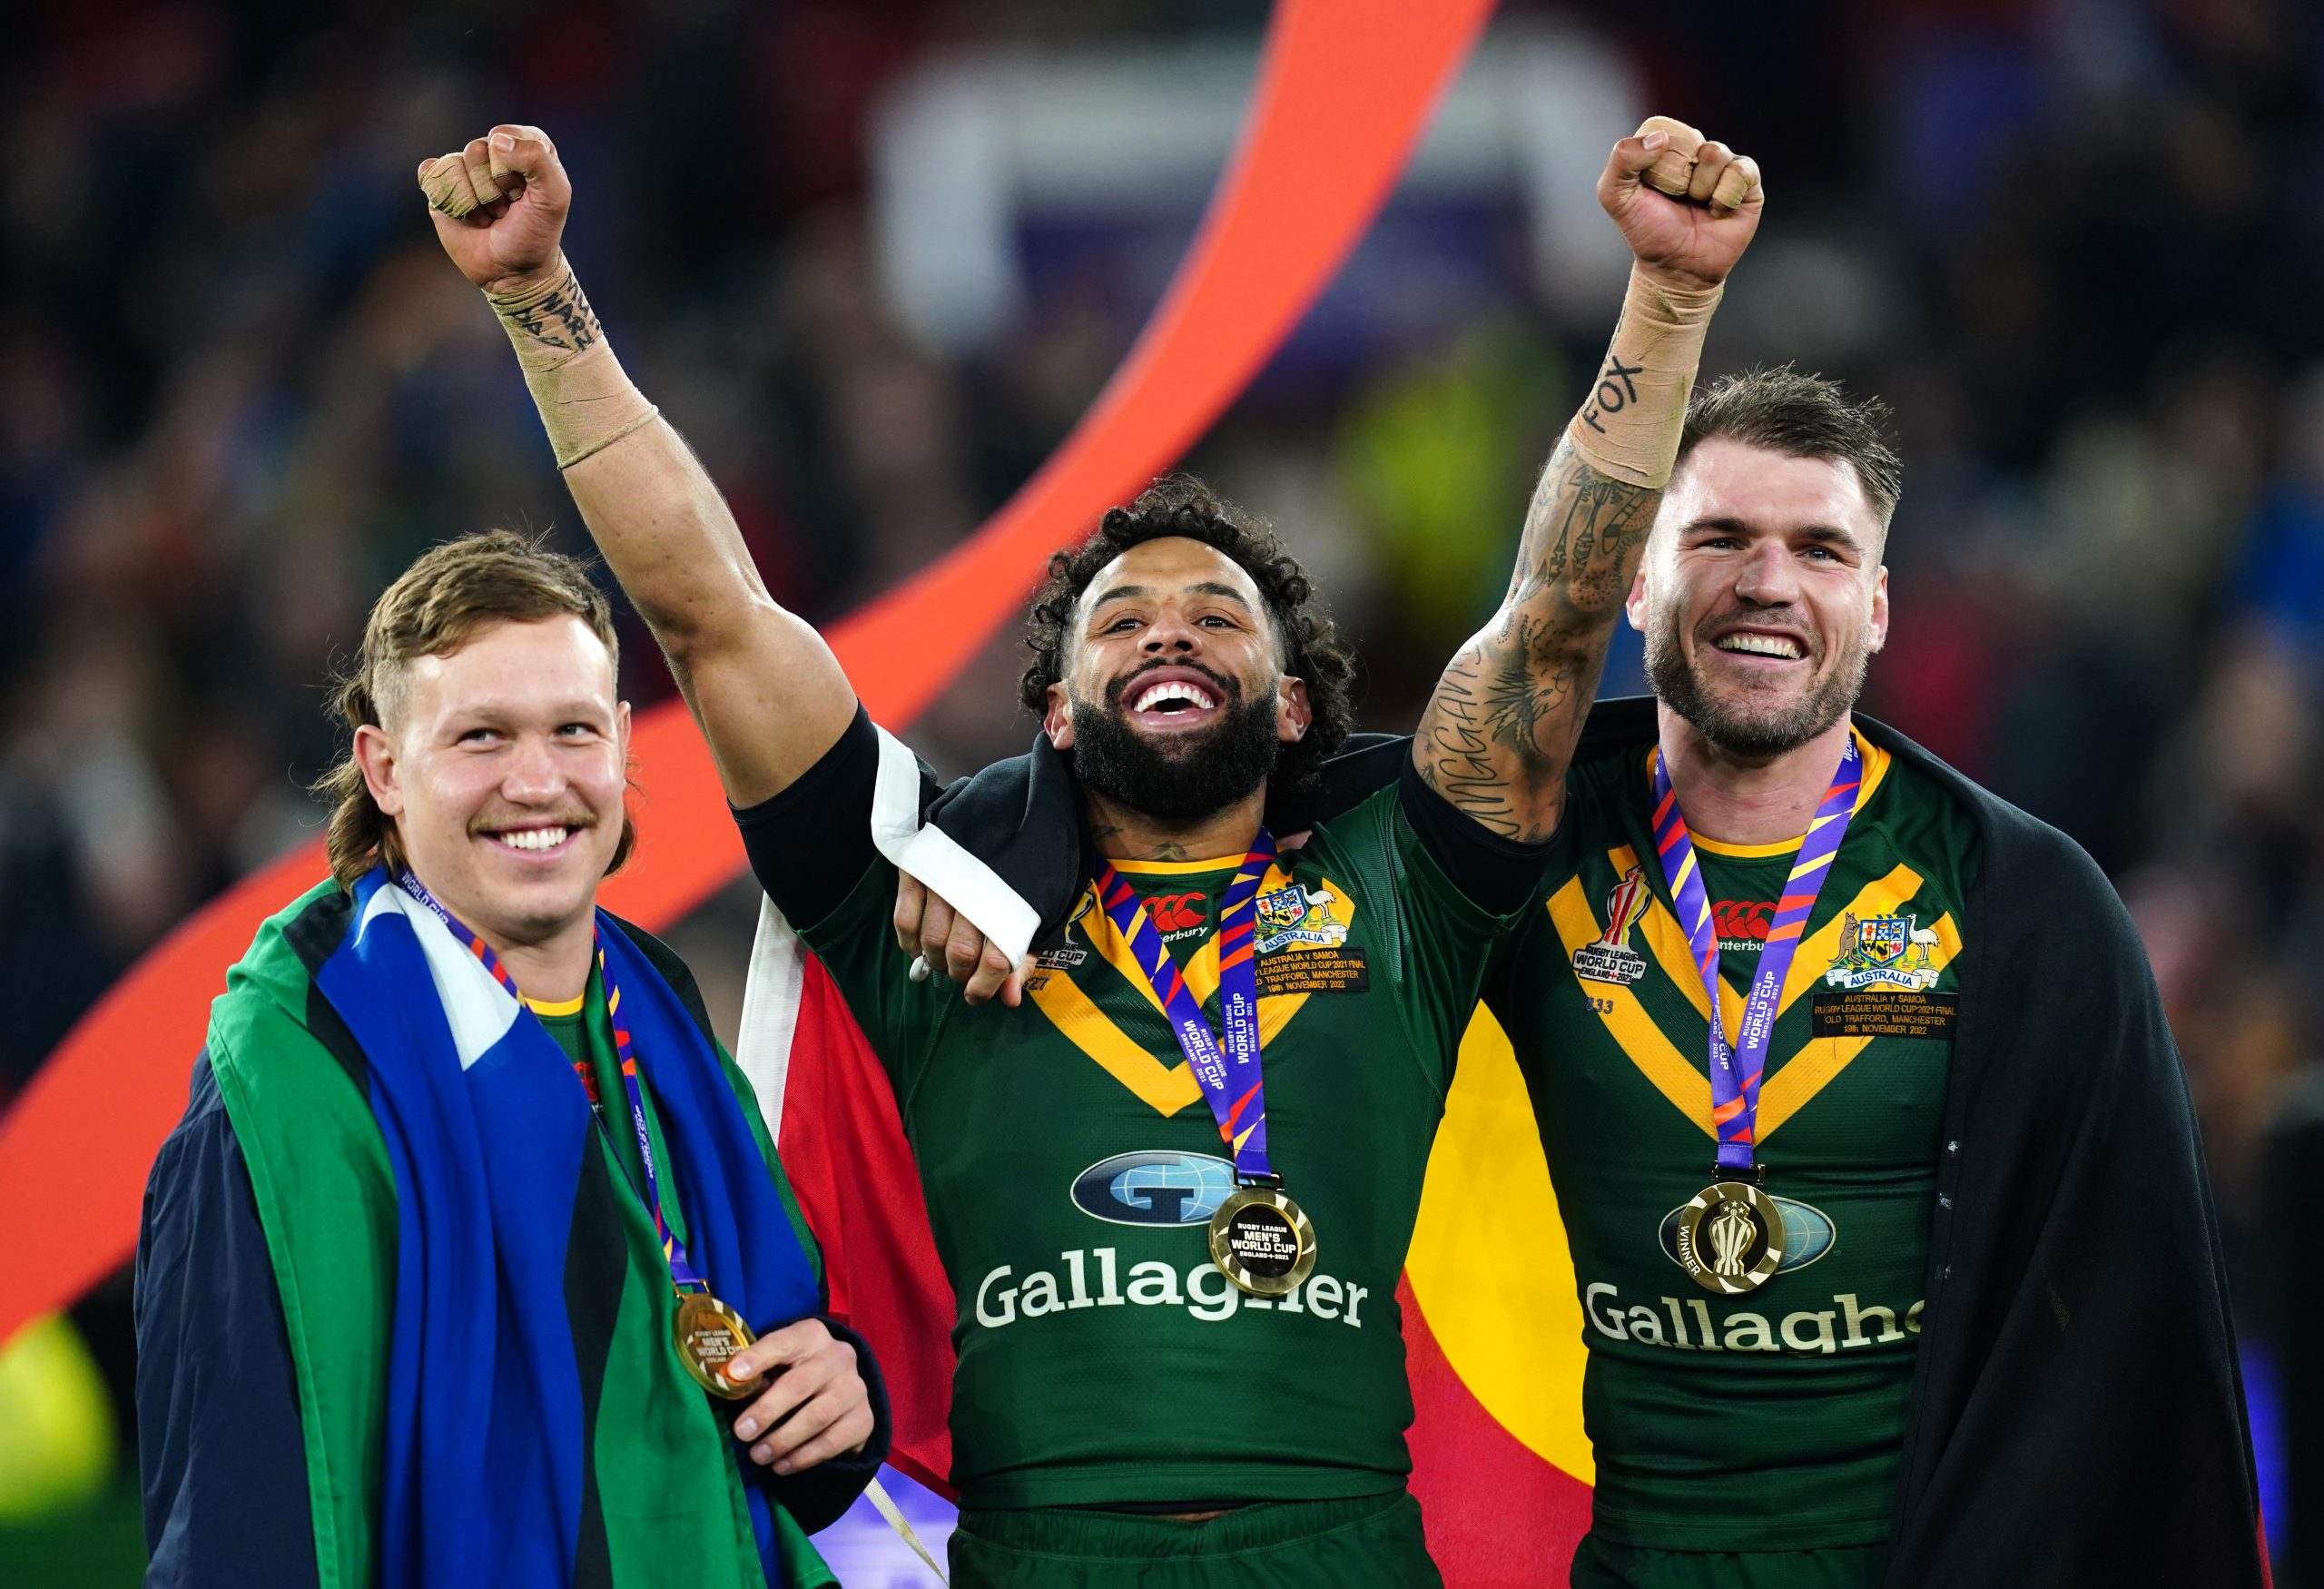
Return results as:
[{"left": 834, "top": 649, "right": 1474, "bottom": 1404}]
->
[
  {"left": 497, "top": 268, "right": 603, "bottom": 357},
  {"left": 1418, "top": 439, "right": 1657, "bottom": 841},
  {"left": 1575, "top": 352, "right": 1646, "bottom": 435}
]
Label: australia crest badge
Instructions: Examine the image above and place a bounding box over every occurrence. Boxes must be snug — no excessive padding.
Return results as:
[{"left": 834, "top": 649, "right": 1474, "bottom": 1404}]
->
[
  {"left": 1823, "top": 910, "right": 1941, "bottom": 991},
  {"left": 1253, "top": 883, "right": 1349, "bottom": 954}
]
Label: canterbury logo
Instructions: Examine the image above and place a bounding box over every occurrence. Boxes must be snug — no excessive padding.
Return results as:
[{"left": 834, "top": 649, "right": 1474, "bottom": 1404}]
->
[
  {"left": 1712, "top": 900, "right": 1771, "bottom": 942},
  {"left": 1149, "top": 892, "right": 1210, "bottom": 934}
]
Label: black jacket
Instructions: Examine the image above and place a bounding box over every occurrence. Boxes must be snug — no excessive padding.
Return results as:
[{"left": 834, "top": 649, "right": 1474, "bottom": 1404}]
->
[{"left": 927, "top": 697, "right": 2264, "bottom": 1586}]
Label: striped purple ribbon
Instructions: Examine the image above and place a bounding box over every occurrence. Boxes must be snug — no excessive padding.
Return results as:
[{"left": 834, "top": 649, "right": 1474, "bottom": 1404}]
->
[
  {"left": 1648, "top": 740, "right": 1863, "bottom": 1174},
  {"left": 1094, "top": 834, "right": 1280, "bottom": 1182}
]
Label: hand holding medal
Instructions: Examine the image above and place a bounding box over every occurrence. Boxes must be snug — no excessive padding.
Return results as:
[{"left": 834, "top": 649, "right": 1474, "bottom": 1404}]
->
[
  {"left": 675, "top": 1293, "right": 765, "bottom": 1399},
  {"left": 716, "top": 1318, "right": 879, "bottom": 1475}
]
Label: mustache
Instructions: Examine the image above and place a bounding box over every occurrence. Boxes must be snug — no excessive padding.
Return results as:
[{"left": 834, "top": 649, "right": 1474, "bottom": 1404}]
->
[
  {"left": 468, "top": 807, "right": 599, "bottom": 836},
  {"left": 1104, "top": 657, "right": 1242, "bottom": 710},
  {"left": 1696, "top": 607, "right": 1819, "bottom": 656}
]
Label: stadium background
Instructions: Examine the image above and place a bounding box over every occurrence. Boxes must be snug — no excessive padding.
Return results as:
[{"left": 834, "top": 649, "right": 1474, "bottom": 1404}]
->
[{"left": 0, "top": 0, "right": 2319, "bottom": 1583}]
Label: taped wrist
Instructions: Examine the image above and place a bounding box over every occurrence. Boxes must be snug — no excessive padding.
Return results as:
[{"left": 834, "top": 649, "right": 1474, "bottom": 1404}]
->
[
  {"left": 486, "top": 262, "right": 659, "bottom": 469},
  {"left": 1565, "top": 265, "right": 1723, "bottom": 489}
]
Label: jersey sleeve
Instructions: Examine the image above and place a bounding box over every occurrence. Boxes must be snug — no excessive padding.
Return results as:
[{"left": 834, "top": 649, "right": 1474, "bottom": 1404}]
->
[
  {"left": 732, "top": 705, "right": 888, "bottom": 930},
  {"left": 787, "top": 856, "right": 960, "bottom": 1106},
  {"left": 731, "top": 709, "right": 954, "bottom": 1102},
  {"left": 1317, "top": 768, "right": 1545, "bottom": 1096},
  {"left": 1393, "top": 753, "right": 1560, "bottom": 913},
  {"left": 136, "top": 1055, "right": 324, "bottom": 1589}
]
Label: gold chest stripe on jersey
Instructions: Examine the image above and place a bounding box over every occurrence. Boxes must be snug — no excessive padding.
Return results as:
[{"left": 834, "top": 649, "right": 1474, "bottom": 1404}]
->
[
  {"left": 1024, "top": 866, "right": 1356, "bottom": 1118},
  {"left": 1088, "top": 863, "right": 1295, "bottom": 1014},
  {"left": 1549, "top": 856, "right": 1963, "bottom": 1141},
  {"left": 1028, "top": 973, "right": 1204, "bottom": 1114},
  {"left": 1548, "top": 876, "right": 1711, "bottom": 1130}
]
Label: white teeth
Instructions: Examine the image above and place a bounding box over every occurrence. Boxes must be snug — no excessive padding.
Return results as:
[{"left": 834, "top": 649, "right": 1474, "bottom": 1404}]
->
[
  {"left": 1134, "top": 680, "right": 1216, "bottom": 713},
  {"left": 495, "top": 826, "right": 570, "bottom": 852},
  {"left": 1716, "top": 634, "right": 1805, "bottom": 660}
]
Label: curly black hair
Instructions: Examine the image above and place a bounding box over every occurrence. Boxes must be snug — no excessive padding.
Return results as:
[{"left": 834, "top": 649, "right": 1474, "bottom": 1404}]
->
[{"left": 1019, "top": 474, "right": 1356, "bottom": 794}]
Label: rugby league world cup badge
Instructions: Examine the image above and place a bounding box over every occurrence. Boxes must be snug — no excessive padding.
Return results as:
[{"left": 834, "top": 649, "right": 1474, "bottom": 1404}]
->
[{"left": 1571, "top": 865, "right": 1652, "bottom": 986}]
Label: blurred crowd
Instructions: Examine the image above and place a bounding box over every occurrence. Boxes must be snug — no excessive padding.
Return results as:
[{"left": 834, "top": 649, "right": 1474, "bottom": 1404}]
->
[{"left": 4, "top": 0, "right": 2322, "bottom": 1575}]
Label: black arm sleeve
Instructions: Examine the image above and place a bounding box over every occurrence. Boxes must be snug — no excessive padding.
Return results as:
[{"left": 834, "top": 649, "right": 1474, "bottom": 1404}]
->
[
  {"left": 733, "top": 706, "right": 885, "bottom": 930},
  {"left": 1394, "top": 755, "right": 1559, "bottom": 914},
  {"left": 752, "top": 1313, "right": 895, "bottom": 1534},
  {"left": 136, "top": 1055, "right": 322, "bottom": 1589}
]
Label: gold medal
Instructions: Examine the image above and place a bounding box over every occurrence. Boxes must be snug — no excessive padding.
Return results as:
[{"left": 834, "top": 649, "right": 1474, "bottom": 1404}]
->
[
  {"left": 1673, "top": 1179, "right": 1787, "bottom": 1295},
  {"left": 1208, "top": 1185, "right": 1318, "bottom": 1298},
  {"left": 672, "top": 1291, "right": 763, "bottom": 1399}
]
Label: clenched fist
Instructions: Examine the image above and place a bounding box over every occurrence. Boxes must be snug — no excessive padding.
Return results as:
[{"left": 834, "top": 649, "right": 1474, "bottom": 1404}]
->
[
  {"left": 419, "top": 124, "right": 572, "bottom": 296},
  {"left": 1597, "top": 117, "right": 1764, "bottom": 293}
]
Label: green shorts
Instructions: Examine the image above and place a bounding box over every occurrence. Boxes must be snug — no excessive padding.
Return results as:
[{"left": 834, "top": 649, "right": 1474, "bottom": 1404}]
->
[
  {"left": 1570, "top": 1535, "right": 1887, "bottom": 1589},
  {"left": 949, "top": 1490, "right": 1442, "bottom": 1588}
]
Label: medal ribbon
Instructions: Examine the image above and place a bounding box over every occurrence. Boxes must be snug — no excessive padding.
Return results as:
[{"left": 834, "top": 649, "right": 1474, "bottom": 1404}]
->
[
  {"left": 1648, "top": 740, "right": 1863, "bottom": 1172},
  {"left": 396, "top": 872, "right": 708, "bottom": 1290},
  {"left": 1094, "top": 834, "right": 1281, "bottom": 1182}
]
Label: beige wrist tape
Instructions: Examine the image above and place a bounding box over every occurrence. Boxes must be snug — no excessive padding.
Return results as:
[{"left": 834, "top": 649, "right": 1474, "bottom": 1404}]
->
[
  {"left": 1565, "top": 265, "right": 1723, "bottom": 489},
  {"left": 485, "top": 262, "right": 660, "bottom": 469}
]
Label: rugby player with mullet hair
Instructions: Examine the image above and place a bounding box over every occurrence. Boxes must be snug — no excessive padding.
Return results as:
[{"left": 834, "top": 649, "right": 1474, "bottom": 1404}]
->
[
  {"left": 418, "top": 114, "right": 1763, "bottom": 1585},
  {"left": 136, "top": 532, "right": 887, "bottom": 1589}
]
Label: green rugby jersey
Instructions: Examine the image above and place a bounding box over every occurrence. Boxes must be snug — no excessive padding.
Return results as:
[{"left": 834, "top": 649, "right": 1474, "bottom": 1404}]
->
[
  {"left": 1490, "top": 727, "right": 1981, "bottom": 1553},
  {"left": 754, "top": 732, "right": 1516, "bottom": 1511}
]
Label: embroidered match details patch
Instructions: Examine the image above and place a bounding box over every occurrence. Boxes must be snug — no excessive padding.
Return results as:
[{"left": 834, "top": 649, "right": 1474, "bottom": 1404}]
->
[
  {"left": 1257, "top": 948, "right": 1370, "bottom": 996},
  {"left": 1809, "top": 990, "right": 1958, "bottom": 1041}
]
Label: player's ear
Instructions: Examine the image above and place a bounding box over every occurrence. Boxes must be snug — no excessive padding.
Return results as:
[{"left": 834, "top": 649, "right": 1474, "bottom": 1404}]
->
[
  {"left": 1867, "top": 566, "right": 1890, "bottom": 655},
  {"left": 1277, "top": 675, "right": 1311, "bottom": 743},
  {"left": 1625, "top": 564, "right": 1651, "bottom": 633},
  {"left": 1043, "top": 681, "right": 1075, "bottom": 750},
  {"left": 353, "top": 725, "right": 405, "bottom": 816}
]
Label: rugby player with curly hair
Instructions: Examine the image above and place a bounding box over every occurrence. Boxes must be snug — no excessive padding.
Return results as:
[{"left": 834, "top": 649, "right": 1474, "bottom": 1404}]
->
[{"left": 418, "top": 112, "right": 1760, "bottom": 1587}]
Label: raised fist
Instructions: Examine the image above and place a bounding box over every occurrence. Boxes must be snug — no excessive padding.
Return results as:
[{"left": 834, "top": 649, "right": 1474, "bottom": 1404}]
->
[
  {"left": 1597, "top": 116, "right": 1764, "bottom": 293},
  {"left": 418, "top": 124, "right": 571, "bottom": 295}
]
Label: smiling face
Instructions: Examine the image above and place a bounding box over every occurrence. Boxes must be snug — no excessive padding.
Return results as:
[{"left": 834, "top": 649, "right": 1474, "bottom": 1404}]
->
[
  {"left": 1627, "top": 437, "right": 1890, "bottom": 759},
  {"left": 1042, "top": 536, "right": 1311, "bottom": 824},
  {"left": 352, "top": 615, "right": 631, "bottom": 958}
]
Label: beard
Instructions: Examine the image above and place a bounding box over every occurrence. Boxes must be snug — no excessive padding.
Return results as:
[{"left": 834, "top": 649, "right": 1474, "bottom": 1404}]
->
[
  {"left": 1644, "top": 603, "right": 1871, "bottom": 760},
  {"left": 1068, "top": 670, "right": 1283, "bottom": 825}
]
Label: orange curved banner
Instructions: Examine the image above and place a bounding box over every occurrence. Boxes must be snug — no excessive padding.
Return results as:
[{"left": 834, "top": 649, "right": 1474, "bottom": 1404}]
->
[{"left": 0, "top": 0, "right": 1501, "bottom": 1345}]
